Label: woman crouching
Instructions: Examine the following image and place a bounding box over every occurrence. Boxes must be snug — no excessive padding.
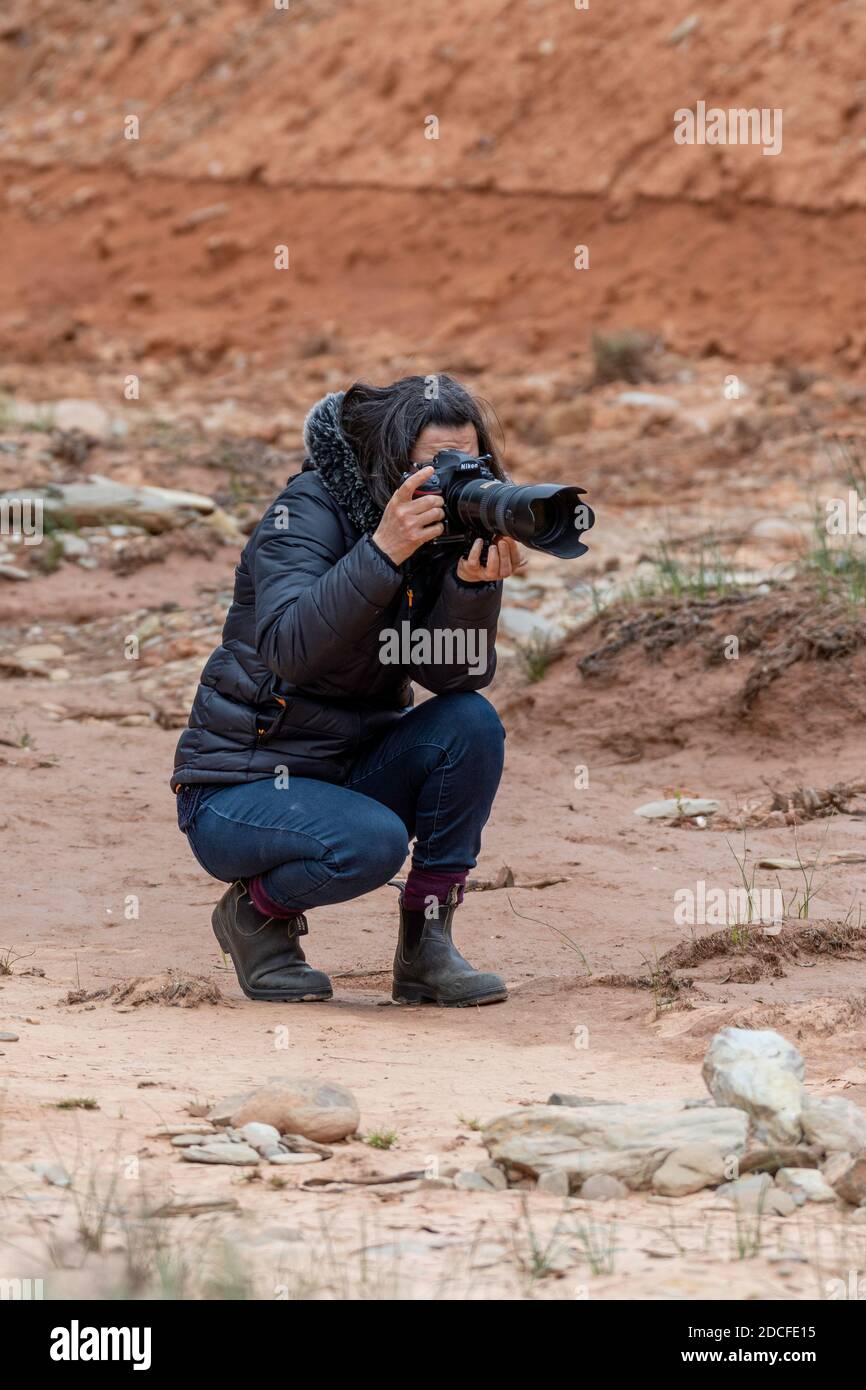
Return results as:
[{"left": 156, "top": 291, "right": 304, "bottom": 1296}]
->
[{"left": 171, "top": 375, "right": 524, "bottom": 1006}]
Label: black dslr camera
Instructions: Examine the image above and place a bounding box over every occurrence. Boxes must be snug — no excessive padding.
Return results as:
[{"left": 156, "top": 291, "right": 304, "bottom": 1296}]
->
[{"left": 400, "top": 450, "right": 594, "bottom": 559}]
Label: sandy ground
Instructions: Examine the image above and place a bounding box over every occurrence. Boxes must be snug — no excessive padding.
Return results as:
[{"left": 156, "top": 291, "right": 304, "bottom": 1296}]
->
[{"left": 2, "top": 599, "right": 866, "bottom": 1297}]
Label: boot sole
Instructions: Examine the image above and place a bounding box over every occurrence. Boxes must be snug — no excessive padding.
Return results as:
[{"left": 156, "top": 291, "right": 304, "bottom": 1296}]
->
[
  {"left": 212, "top": 914, "right": 332, "bottom": 1003},
  {"left": 392, "top": 984, "right": 508, "bottom": 1007}
]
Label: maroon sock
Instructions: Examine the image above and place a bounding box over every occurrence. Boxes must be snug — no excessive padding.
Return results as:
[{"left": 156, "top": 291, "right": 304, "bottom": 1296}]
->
[
  {"left": 402, "top": 867, "right": 467, "bottom": 912},
  {"left": 248, "top": 875, "right": 303, "bottom": 920}
]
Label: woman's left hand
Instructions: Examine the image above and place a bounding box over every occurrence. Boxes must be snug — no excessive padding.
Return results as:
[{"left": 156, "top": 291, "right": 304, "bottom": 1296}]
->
[{"left": 456, "top": 536, "right": 528, "bottom": 583}]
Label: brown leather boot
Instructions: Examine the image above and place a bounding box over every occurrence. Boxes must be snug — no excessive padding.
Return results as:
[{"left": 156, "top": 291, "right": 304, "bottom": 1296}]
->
[
  {"left": 212, "top": 881, "right": 332, "bottom": 1002},
  {"left": 392, "top": 887, "right": 507, "bottom": 1006}
]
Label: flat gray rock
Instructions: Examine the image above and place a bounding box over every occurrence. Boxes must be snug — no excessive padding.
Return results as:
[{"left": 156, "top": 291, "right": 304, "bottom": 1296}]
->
[
  {"left": 279, "top": 1132, "right": 333, "bottom": 1157},
  {"left": 580, "top": 1173, "right": 629, "bottom": 1201},
  {"left": 775, "top": 1167, "right": 836, "bottom": 1204},
  {"left": 537, "top": 1169, "right": 571, "bottom": 1196},
  {"left": 651, "top": 1143, "right": 729, "bottom": 1196},
  {"left": 455, "top": 1170, "right": 498, "bottom": 1192},
  {"left": 714, "top": 1173, "right": 795, "bottom": 1216},
  {"left": 482, "top": 1100, "right": 748, "bottom": 1190},
  {"left": 474, "top": 1163, "right": 507, "bottom": 1190},
  {"left": 181, "top": 1143, "right": 260, "bottom": 1166},
  {"left": 547, "top": 1094, "right": 613, "bottom": 1108}
]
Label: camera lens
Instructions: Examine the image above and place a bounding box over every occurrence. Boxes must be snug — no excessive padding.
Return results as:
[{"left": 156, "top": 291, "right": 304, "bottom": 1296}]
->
[{"left": 453, "top": 479, "right": 594, "bottom": 558}]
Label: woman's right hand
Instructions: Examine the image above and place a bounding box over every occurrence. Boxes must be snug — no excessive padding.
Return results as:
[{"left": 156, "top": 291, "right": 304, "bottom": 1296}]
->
[{"left": 371, "top": 466, "right": 446, "bottom": 566}]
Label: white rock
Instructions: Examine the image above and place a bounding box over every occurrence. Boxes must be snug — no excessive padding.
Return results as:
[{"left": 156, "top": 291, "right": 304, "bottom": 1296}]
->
[
  {"left": 536, "top": 1169, "right": 571, "bottom": 1196},
  {"left": 801, "top": 1096, "right": 866, "bottom": 1153},
  {"left": 651, "top": 1142, "right": 729, "bottom": 1196},
  {"left": 580, "top": 1173, "right": 629, "bottom": 1201},
  {"left": 704, "top": 1028, "right": 805, "bottom": 1083},
  {"left": 776, "top": 1167, "right": 836, "bottom": 1204},
  {"left": 715, "top": 1172, "right": 771, "bottom": 1202},
  {"left": 57, "top": 532, "right": 90, "bottom": 558},
  {"left": 474, "top": 1163, "right": 508, "bottom": 1190},
  {"left": 455, "top": 1170, "right": 498, "bottom": 1192},
  {"left": 767, "top": 1190, "right": 797, "bottom": 1217},
  {"left": 634, "top": 798, "right": 719, "bottom": 819},
  {"left": 702, "top": 1028, "right": 806, "bottom": 1145},
  {"left": 53, "top": 399, "right": 110, "bottom": 437},
  {"left": 499, "top": 607, "right": 565, "bottom": 642},
  {"left": 821, "top": 1152, "right": 855, "bottom": 1186},
  {"left": 0, "top": 477, "right": 215, "bottom": 536},
  {"left": 29, "top": 1160, "right": 71, "bottom": 1187},
  {"left": 482, "top": 1099, "right": 748, "bottom": 1190},
  {"left": 615, "top": 391, "right": 680, "bottom": 415},
  {"left": 238, "top": 1122, "right": 282, "bottom": 1154},
  {"left": 714, "top": 1173, "right": 795, "bottom": 1216},
  {"left": 11, "top": 642, "right": 65, "bottom": 666}
]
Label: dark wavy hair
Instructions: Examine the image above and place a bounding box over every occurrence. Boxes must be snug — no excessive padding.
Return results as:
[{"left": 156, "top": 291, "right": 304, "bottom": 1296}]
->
[{"left": 340, "top": 374, "right": 505, "bottom": 511}]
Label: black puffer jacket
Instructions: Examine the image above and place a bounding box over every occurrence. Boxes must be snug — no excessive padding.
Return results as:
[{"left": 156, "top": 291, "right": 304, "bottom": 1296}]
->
[{"left": 171, "top": 392, "right": 502, "bottom": 789}]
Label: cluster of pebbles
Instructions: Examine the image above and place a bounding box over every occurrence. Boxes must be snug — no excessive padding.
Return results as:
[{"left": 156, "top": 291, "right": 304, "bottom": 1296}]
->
[{"left": 155, "top": 1121, "right": 332, "bottom": 1167}]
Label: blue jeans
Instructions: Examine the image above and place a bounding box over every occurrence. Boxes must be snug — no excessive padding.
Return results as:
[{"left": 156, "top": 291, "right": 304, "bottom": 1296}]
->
[{"left": 181, "top": 692, "right": 505, "bottom": 912}]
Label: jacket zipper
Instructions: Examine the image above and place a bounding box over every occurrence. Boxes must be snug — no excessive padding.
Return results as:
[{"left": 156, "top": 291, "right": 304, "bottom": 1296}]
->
[
  {"left": 405, "top": 582, "right": 415, "bottom": 671},
  {"left": 256, "top": 694, "right": 287, "bottom": 741}
]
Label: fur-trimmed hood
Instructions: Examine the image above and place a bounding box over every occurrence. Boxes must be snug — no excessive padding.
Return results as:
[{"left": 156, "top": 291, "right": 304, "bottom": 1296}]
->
[{"left": 301, "top": 391, "right": 382, "bottom": 534}]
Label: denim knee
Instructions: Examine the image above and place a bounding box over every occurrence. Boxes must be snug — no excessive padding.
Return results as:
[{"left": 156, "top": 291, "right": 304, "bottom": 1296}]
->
[
  {"left": 340, "top": 805, "right": 409, "bottom": 888},
  {"left": 438, "top": 691, "right": 505, "bottom": 759}
]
